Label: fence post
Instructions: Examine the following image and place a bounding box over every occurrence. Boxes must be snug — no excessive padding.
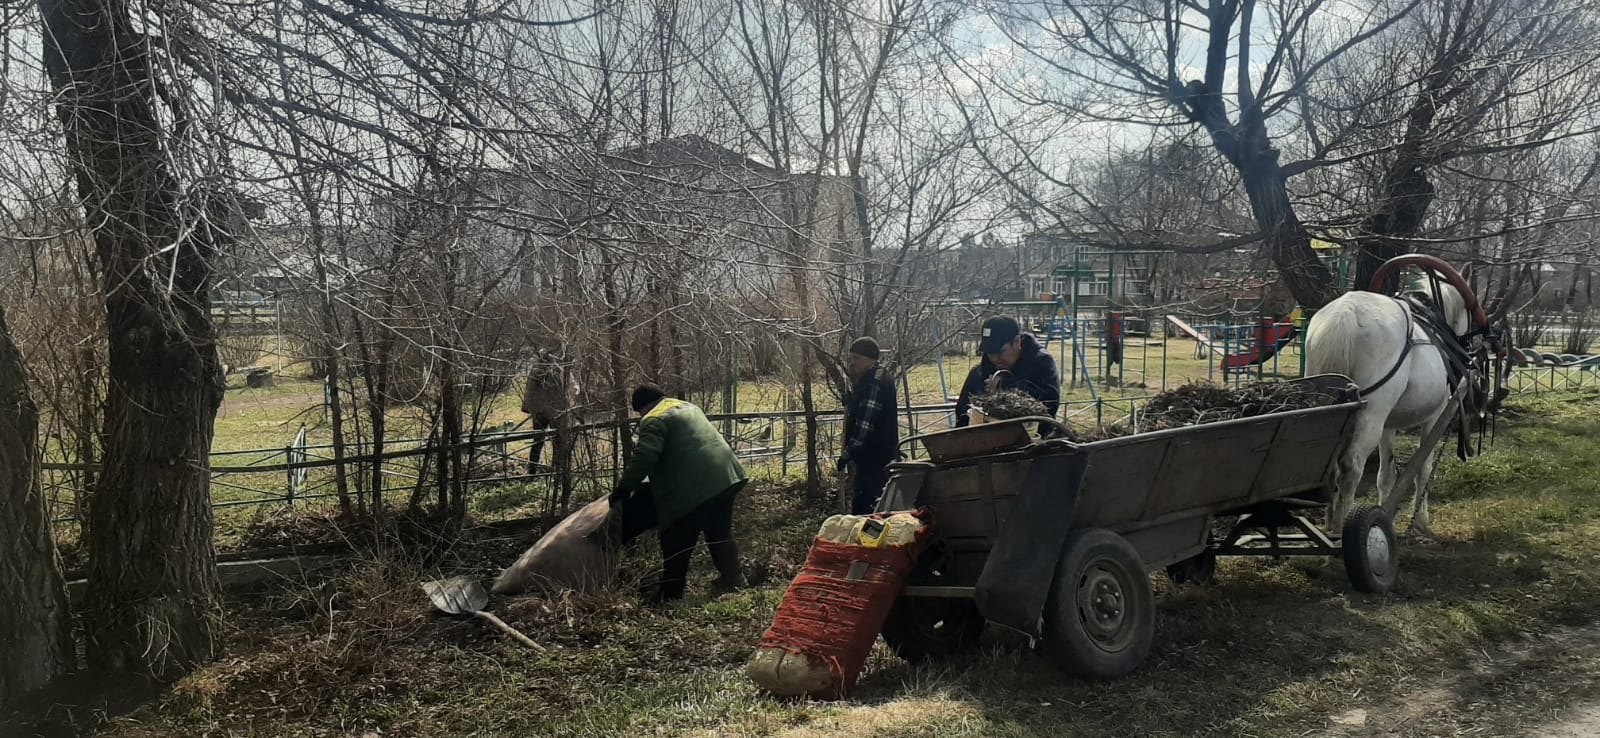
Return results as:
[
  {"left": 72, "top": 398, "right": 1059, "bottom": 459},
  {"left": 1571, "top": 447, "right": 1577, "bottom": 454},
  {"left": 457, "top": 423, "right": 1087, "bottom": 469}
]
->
[
  {"left": 900, "top": 365, "right": 914, "bottom": 448},
  {"left": 1258, "top": 315, "right": 1269, "bottom": 383},
  {"left": 1298, "top": 309, "right": 1312, "bottom": 377},
  {"left": 285, "top": 444, "right": 296, "bottom": 507}
]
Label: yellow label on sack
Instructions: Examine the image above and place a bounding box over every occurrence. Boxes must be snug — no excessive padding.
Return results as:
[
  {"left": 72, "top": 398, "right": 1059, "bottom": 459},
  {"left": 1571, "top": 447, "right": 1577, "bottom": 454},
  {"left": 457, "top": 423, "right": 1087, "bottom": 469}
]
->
[{"left": 856, "top": 519, "right": 888, "bottom": 548}]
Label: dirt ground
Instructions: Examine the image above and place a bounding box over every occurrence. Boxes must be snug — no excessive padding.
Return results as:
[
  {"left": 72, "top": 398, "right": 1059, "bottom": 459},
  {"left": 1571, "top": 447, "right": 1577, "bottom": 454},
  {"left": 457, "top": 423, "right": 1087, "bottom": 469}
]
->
[{"left": 1322, "top": 625, "right": 1600, "bottom": 737}]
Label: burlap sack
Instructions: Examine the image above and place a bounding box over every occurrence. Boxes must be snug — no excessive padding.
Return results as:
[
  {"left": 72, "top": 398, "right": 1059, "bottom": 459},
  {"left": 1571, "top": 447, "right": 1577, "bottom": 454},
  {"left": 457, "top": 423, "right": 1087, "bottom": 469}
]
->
[{"left": 491, "top": 496, "right": 621, "bottom": 595}]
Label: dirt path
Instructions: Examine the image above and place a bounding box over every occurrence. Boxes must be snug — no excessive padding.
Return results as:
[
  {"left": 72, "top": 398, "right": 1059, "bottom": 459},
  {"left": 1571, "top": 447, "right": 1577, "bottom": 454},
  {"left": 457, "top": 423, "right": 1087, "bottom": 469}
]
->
[
  {"left": 1536, "top": 704, "right": 1600, "bottom": 738},
  {"left": 1321, "top": 624, "right": 1600, "bottom": 737}
]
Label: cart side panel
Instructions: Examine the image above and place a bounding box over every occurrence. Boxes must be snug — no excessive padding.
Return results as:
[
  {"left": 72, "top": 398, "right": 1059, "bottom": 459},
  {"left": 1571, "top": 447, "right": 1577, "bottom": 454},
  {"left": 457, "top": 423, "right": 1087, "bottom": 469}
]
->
[
  {"left": 1069, "top": 439, "right": 1169, "bottom": 528},
  {"left": 1246, "top": 405, "right": 1360, "bottom": 503},
  {"left": 1138, "top": 418, "right": 1279, "bottom": 519},
  {"left": 918, "top": 459, "right": 1033, "bottom": 541},
  {"left": 917, "top": 458, "right": 1033, "bottom": 586},
  {"left": 1122, "top": 516, "right": 1209, "bottom": 570}
]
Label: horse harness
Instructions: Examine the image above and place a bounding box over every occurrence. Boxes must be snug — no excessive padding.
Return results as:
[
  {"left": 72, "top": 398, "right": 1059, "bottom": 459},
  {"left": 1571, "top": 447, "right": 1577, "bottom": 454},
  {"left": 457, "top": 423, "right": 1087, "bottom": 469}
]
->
[{"left": 1359, "top": 292, "right": 1500, "bottom": 461}]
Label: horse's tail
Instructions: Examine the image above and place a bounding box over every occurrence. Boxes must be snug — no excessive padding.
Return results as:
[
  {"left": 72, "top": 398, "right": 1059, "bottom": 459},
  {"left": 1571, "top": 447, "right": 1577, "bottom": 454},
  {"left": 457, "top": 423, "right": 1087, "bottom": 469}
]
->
[{"left": 1303, "top": 296, "right": 1364, "bottom": 378}]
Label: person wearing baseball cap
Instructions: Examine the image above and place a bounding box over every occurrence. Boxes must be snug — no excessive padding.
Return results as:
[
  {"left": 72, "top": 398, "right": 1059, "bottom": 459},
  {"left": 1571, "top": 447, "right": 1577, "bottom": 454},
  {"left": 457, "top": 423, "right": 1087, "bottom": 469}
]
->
[{"left": 954, "top": 315, "right": 1062, "bottom": 434}]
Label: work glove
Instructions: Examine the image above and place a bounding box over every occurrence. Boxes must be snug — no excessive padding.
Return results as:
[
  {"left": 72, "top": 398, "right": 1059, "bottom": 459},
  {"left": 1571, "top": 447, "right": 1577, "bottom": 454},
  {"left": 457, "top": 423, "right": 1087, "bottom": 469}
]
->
[
  {"left": 835, "top": 455, "right": 851, "bottom": 475},
  {"left": 608, "top": 486, "right": 632, "bottom": 510}
]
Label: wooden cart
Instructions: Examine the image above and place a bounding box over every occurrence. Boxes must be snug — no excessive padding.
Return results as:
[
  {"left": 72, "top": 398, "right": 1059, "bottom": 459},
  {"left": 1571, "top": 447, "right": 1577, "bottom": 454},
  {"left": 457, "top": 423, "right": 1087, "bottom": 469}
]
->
[{"left": 873, "top": 374, "right": 1390, "bottom": 678}]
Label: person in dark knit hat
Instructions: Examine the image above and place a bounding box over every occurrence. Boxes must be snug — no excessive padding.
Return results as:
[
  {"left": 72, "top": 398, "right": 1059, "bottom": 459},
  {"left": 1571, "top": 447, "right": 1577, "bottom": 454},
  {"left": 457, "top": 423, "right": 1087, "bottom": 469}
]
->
[
  {"left": 610, "top": 383, "right": 748, "bottom": 603},
  {"left": 838, "top": 337, "right": 900, "bottom": 514}
]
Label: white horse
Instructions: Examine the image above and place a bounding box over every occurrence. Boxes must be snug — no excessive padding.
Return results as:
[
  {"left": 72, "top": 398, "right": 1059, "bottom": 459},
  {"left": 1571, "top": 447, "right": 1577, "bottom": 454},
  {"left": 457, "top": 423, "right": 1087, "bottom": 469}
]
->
[{"left": 1305, "top": 283, "right": 1471, "bottom": 539}]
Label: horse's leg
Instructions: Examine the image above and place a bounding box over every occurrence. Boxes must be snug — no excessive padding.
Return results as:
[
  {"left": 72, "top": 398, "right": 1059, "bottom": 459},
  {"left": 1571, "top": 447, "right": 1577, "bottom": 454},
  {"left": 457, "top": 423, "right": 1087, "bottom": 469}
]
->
[
  {"left": 1375, "top": 429, "right": 1398, "bottom": 507},
  {"left": 1331, "top": 410, "right": 1384, "bottom": 533},
  {"left": 1406, "top": 405, "right": 1451, "bottom": 540}
]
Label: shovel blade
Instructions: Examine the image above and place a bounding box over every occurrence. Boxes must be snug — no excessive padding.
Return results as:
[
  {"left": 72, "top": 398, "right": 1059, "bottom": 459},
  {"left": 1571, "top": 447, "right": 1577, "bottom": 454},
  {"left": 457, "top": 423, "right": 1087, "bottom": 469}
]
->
[{"left": 422, "top": 575, "right": 490, "bottom": 615}]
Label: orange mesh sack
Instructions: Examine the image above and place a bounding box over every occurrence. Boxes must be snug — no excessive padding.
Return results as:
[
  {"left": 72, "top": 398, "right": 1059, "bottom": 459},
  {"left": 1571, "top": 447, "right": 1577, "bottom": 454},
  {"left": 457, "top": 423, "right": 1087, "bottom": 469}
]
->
[{"left": 747, "top": 511, "right": 931, "bottom": 699}]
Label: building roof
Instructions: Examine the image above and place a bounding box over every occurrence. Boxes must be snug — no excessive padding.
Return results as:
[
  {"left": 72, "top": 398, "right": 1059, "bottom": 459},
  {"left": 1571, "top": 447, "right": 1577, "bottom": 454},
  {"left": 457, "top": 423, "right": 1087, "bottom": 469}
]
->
[{"left": 609, "top": 134, "right": 777, "bottom": 173}]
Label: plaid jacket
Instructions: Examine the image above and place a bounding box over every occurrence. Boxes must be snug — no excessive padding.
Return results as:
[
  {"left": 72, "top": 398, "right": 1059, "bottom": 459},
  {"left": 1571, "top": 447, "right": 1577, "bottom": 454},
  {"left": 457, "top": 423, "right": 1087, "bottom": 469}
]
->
[{"left": 843, "top": 366, "right": 899, "bottom": 464}]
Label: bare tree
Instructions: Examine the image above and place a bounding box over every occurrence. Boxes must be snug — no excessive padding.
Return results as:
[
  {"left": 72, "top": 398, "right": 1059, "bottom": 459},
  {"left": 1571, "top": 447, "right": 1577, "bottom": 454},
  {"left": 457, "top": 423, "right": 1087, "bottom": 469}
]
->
[
  {"left": 42, "top": 0, "right": 228, "bottom": 678},
  {"left": 1297, "top": 0, "right": 1600, "bottom": 291},
  {"left": 978, "top": 0, "right": 1368, "bottom": 307},
  {"left": 0, "top": 303, "right": 75, "bottom": 706}
]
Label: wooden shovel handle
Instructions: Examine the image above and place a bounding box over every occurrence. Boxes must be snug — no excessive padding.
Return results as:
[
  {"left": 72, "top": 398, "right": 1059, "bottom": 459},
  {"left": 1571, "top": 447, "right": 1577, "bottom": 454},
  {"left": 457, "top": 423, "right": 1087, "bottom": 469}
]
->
[{"left": 474, "top": 610, "right": 545, "bottom": 651}]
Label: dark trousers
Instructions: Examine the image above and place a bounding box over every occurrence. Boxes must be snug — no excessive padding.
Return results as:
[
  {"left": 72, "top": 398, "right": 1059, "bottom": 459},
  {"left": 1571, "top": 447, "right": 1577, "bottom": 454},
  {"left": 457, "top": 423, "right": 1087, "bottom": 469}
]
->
[
  {"left": 526, "top": 412, "right": 554, "bottom": 471},
  {"left": 852, "top": 460, "right": 890, "bottom": 515},
  {"left": 618, "top": 483, "right": 743, "bottom": 601}
]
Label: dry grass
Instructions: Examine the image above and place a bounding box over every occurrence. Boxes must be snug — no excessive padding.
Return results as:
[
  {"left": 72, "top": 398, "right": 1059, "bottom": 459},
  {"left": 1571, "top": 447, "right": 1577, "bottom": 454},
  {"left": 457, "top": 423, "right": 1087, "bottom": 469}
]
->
[{"left": 17, "top": 389, "right": 1595, "bottom": 738}]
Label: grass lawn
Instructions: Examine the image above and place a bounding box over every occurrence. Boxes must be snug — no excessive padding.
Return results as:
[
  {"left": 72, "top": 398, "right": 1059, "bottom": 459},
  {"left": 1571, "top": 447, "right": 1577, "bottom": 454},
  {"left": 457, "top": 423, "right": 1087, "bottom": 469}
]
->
[
  {"left": 154, "top": 336, "right": 1257, "bottom": 552},
  {"left": 33, "top": 387, "right": 1592, "bottom": 737}
]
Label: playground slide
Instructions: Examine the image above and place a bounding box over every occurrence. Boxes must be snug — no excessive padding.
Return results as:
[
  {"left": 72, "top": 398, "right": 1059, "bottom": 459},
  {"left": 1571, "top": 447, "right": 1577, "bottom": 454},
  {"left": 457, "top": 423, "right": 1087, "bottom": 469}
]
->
[
  {"left": 1166, "top": 314, "right": 1297, "bottom": 370},
  {"left": 1164, "top": 315, "right": 1222, "bottom": 353},
  {"left": 1220, "top": 322, "right": 1297, "bottom": 370}
]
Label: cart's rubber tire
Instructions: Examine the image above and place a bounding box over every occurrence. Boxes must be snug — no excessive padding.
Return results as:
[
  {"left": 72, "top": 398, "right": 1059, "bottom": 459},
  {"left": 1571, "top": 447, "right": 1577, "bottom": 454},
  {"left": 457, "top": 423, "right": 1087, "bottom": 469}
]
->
[
  {"left": 1165, "top": 552, "right": 1217, "bottom": 585},
  {"left": 1342, "top": 505, "right": 1398, "bottom": 594},
  {"left": 1040, "top": 528, "right": 1155, "bottom": 679},
  {"left": 881, "top": 597, "right": 985, "bottom": 663}
]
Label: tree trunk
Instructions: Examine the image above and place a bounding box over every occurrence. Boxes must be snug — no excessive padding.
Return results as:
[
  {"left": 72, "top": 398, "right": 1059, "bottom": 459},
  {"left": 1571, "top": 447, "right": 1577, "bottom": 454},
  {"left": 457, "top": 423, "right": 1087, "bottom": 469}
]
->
[
  {"left": 1353, "top": 162, "right": 1435, "bottom": 293},
  {"left": 1179, "top": 77, "right": 1335, "bottom": 308},
  {"left": 43, "top": 0, "right": 223, "bottom": 679},
  {"left": 799, "top": 357, "right": 822, "bottom": 499},
  {"left": 851, "top": 172, "right": 877, "bottom": 337},
  {"left": 72, "top": 340, "right": 99, "bottom": 537},
  {"left": 1235, "top": 146, "right": 1338, "bottom": 309},
  {"left": 0, "top": 305, "right": 75, "bottom": 706},
  {"left": 310, "top": 239, "right": 353, "bottom": 517}
]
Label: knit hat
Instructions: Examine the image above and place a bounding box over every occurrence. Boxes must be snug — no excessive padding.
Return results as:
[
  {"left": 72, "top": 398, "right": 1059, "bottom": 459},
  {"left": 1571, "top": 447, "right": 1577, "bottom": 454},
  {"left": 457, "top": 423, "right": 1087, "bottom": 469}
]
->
[
  {"left": 630, "top": 383, "right": 666, "bottom": 413},
  {"left": 848, "top": 337, "right": 881, "bottom": 360}
]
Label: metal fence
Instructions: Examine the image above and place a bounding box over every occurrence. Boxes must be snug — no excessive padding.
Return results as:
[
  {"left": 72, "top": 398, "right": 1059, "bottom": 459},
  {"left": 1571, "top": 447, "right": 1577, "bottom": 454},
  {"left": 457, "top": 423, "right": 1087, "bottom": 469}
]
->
[
  {"left": 41, "top": 402, "right": 974, "bottom": 528},
  {"left": 40, "top": 353, "right": 1593, "bottom": 533},
  {"left": 1507, "top": 363, "right": 1600, "bottom": 394}
]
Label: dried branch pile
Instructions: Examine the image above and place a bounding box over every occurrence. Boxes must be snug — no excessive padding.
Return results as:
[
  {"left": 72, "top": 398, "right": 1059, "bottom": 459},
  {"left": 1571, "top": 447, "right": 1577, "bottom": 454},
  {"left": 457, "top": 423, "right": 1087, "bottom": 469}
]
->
[
  {"left": 1136, "top": 381, "right": 1343, "bottom": 431},
  {"left": 1076, "top": 381, "right": 1345, "bottom": 441},
  {"left": 973, "top": 389, "right": 1047, "bottom": 420}
]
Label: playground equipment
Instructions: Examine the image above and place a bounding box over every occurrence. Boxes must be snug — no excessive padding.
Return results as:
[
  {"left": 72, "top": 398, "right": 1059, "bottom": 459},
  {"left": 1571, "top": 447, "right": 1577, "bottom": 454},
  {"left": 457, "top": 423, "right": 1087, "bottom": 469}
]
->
[
  {"left": 1164, "top": 311, "right": 1303, "bottom": 381},
  {"left": 1219, "top": 313, "right": 1300, "bottom": 371}
]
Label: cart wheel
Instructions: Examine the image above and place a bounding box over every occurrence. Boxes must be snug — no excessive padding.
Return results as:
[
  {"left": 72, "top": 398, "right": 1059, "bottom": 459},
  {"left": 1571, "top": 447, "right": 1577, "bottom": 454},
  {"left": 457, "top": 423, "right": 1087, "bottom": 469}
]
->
[
  {"left": 1040, "top": 528, "right": 1154, "bottom": 679},
  {"left": 1165, "top": 552, "right": 1217, "bottom": 585},
  {"left": 881, "top": 597, "right": 985, "bottom": 663},
  {"left": 1341, "top": 505, "right": 1398, "bottom": 594}
]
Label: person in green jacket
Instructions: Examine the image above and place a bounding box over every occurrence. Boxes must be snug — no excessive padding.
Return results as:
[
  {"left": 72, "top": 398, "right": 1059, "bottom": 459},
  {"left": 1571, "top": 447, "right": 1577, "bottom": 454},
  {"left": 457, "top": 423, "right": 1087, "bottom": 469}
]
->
[{"left": 609, "top": 383, "right": 749, "bottom": 603}]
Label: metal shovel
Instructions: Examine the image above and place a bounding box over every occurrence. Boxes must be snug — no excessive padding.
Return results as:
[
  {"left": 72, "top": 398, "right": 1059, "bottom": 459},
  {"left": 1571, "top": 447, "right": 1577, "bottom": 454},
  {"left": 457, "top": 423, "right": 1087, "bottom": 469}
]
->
[{"left": 421, "top": 576, "right": 544, "bottom": 651}]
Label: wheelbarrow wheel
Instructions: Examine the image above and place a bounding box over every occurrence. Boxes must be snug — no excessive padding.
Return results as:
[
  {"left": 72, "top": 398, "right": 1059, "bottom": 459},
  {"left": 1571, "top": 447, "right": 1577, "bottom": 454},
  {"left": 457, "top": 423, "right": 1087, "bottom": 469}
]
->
[
  {"left": 881, "top": 597, "right": 985, "bottom": 663},
  {"left": 1040, "top": 528, "right": 1154, "bottom": 679},
  {"left": 1342, "top": 505, "right": 1398, "bottom": 594}
]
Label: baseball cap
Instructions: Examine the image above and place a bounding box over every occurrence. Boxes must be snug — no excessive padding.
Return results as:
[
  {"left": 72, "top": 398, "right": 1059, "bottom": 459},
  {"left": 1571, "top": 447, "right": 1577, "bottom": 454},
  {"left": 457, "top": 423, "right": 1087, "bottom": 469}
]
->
[{"left": 978, "top": 315, "right": 1020, "bottom": 356}]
